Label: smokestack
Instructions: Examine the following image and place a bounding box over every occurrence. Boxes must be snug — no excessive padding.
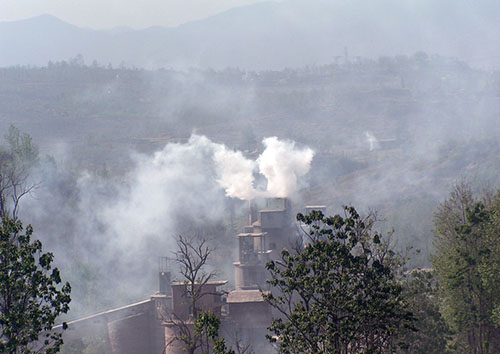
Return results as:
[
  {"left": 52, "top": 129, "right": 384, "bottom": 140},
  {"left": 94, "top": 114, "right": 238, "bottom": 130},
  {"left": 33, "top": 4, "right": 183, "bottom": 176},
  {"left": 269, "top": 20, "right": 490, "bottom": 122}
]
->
[{"left": 158, "top": 257, "right": 172, "bottom": 296}]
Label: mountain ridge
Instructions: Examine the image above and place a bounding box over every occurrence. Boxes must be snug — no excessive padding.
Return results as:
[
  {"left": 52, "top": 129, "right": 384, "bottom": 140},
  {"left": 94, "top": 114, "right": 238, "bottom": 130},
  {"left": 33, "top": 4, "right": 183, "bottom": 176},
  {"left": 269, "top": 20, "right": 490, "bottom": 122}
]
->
[{"left": 1, "top": 1, "right": 500, "bottom": 69}]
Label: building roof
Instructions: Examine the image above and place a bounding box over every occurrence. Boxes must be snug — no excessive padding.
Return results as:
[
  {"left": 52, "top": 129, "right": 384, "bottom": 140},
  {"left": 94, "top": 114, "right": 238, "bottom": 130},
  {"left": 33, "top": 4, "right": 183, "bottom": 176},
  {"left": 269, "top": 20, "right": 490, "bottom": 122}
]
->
[
  {"left": 171, "top": 280, "right": 228, "bottom": 286},
  {"left": 237, "top": 232, "right": 267, "bottom": 237},
  {"left": 233, "top": 262, "right": 269, "bottom": 267},
  {"left": 227, "top": 290, "right": 269, "bottom": 303}
]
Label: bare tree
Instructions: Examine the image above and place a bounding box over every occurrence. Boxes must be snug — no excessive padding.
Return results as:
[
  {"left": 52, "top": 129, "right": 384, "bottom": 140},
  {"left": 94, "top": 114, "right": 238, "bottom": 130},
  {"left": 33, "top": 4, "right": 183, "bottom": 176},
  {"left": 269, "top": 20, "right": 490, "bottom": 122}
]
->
[
  {"left": 166, "top": 235, "right": 219, "bottom": 354},
  {"left": 175, "top": 235, "right": 217, "bottom": 319},
  {"left": 0, "top": 152, "right": 37, "bottom": 220},
  {"left": 225, "top": 327, "right": 253, "bottom": 354},
  {"left": 0, "top": 126, "right": 39, "bottom": 220}
]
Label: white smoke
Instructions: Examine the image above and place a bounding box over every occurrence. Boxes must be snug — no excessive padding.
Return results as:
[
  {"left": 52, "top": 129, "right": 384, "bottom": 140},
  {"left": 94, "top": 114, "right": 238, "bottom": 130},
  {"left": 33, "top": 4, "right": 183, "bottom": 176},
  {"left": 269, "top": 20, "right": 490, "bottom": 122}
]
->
[
  {"left": 124, "top": 134, "right": 314, "bottom": 202},
  {"left": 257, "top": 137, "right": 314, "bottom": 198},
  {"left": 70, "top": 133, "right": 314, "bottom": 274},
  {"left": 365, "top": 131, "right": 380, "bottom": 151},
  {"left": 213, "top": 141, "right": 257, "bottom": 200},
  {"left": 20, "top": 133, "right": 314, "bottom": 315},
  {"left": 212, "top": 135, "right": 314, "bottom": 199},
  {"left": 94, "top": 134, "right": 229, "bottom": 253},
  {"left": 30, "top": 134, "right": 312, "bottom": 259},
  {"left": 99, "top": 134, "right": 314, "bottom": 251}
]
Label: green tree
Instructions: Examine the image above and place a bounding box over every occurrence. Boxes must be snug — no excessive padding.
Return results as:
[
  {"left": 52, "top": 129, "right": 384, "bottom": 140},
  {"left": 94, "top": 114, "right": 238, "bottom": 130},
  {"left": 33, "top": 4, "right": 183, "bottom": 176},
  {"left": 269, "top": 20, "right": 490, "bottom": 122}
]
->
[
  {"left": 480, "top": 194, "right": 500, "bottom": 332},
  {"left": 433, "top": 184, "right": 500, "bottom": 353},
  {"left": 194, "top": 311, "right": 235, "bottom": 354},
  {"left": 168, "top": 235, "right": 242, "bottom": 354},
  {"left": 397, "top": 269, "right": 450, "bottom": 353},
  {"left": 0, "top": 217, "right": 71, "bottom": 353},
  {"left": 263, "top": 207, "right": 415, "bottom": 354},
  {"left": 5, "top": 126, "right": 39, "bottom": 166}
]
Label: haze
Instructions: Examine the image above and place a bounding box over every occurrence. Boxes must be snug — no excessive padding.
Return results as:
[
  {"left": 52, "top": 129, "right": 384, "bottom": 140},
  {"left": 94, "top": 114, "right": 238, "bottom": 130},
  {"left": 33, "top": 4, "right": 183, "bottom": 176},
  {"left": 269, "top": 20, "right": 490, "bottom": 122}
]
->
[
  {"left": 2, "top": 0, "right": 500, "bottom": 69},
  {"left": 0, "top": 0, "right": 279, "bottom": 29},
  {"left": 1, "top": 0, "right": 500, "bottom": 352}
]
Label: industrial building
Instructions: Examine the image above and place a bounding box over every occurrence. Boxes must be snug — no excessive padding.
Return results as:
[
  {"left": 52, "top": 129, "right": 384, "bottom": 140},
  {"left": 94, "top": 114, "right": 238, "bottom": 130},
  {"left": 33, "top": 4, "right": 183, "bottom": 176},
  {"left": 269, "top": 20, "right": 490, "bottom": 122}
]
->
[{"left": 56, "top": 198, "right": 323, "bottom": 353}]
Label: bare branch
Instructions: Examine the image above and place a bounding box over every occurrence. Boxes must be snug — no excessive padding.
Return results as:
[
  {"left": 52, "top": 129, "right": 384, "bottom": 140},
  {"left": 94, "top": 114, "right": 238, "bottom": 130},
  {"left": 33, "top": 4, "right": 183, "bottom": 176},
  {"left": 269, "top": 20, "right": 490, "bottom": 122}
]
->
[{"left": 168, "top": 234, "right": 218, "bottom": 354}]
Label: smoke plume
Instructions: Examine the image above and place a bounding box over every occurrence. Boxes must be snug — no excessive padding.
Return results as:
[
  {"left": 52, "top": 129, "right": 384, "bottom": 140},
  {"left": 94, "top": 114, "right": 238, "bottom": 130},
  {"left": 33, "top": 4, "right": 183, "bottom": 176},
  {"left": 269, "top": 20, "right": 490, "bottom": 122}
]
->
[
  {"left": 212, "top": 135, "right": 314, "bottom": 199},
  {"left": 213, "top": 140, "right": 257, "bottom": 200},
  {"left": 364, "top": 131, "right": 379, "bottom": 151},
  {"left": 257, "top": 137, "right": 314, "bottom": 198}
]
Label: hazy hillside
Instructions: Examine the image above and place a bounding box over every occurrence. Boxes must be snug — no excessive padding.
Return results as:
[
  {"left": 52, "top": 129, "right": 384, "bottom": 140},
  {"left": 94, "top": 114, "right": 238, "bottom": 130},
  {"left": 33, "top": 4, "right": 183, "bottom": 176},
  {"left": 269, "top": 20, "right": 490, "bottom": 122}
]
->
[
  {"left": 2, "top": 0, "right": 500, "bottom": 69},
  {"left": 2, "top": 56, "right": 500, "bottom": 274}
]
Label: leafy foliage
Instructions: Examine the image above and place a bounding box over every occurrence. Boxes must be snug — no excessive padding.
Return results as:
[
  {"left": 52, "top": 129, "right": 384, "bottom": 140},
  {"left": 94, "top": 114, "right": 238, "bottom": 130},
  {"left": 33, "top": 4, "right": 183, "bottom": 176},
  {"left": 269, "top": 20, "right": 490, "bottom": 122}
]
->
[
  {"left": 263, "top": 207, "right": 415, "bottom": 354},
  {"left": 195, "top": 311, "right": 235, "bottom": 354},
  {"left": 0, "top": 217, "right": 71, "bottom": 353},
  {"left": 5, "top": 126, "right": 39, "bottom": 166},
  {"left": 433, "top": 184, "right": 500, "bottom": 352},
  {"left": 397, "top": 269, "right": 451, "bottom": 353}
]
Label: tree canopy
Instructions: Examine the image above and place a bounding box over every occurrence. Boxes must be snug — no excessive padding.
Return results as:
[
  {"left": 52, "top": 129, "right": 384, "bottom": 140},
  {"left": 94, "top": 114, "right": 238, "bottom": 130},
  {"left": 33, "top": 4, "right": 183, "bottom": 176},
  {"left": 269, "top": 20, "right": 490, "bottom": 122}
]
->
[
  {"left": 398, "top": 268, "right": 450, "bottom": 353},
  {"left": 433, "top": 184, "right": 500, "bottom": 353},
  {"left": 0, "top": 217, "right": 71, "bottom": 353},
  {"left": 263, "top": 206, "right": 415, "bottom": 354}
]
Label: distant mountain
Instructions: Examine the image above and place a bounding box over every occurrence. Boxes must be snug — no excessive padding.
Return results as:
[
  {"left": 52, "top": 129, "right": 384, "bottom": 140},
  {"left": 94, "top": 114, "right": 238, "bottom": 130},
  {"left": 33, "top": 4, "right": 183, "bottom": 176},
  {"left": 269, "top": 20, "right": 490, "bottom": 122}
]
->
[
  {"left": 0, "top": 15, "right": 88, "bottom": 66},
  {"left": 1, "top": 0, "right": 500, "bottom": 69}
]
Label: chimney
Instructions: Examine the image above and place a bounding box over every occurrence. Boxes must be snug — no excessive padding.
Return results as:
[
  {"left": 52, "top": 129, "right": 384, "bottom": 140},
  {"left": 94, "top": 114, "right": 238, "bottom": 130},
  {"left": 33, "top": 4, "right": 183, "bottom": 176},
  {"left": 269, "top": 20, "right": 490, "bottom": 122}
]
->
[{"left": 158, "top": 257, "right": 172, "bottom": 296}]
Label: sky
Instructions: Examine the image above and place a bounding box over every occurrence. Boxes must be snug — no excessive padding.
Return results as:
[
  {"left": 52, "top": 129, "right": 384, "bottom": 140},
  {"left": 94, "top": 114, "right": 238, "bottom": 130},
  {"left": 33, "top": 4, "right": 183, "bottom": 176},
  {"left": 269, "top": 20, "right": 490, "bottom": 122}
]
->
[{"left": 0, "top": 0, "right": 279, "bottom": 29}]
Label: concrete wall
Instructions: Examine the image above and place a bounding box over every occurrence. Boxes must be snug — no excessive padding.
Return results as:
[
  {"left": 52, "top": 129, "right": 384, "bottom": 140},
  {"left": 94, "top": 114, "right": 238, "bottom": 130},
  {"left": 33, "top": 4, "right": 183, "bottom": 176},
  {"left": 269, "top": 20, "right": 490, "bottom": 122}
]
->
[
  {"left": 55, "top": 298, "right": 166, "bottom": 354},
  {"left": 228, "top": 302, "right": 272, "bottom": 328},
  {"left": 171, "top": 283, "right": 224, "bottom": 320}
]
